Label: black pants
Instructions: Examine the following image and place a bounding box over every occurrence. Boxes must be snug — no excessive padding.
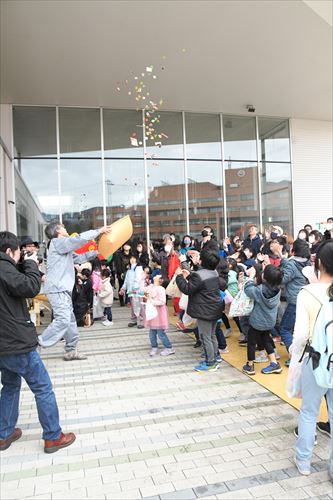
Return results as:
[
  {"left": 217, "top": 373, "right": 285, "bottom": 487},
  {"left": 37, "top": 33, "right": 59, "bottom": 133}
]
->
[
  {"left": 247, "top": 326, "right": 275, "bottom": 362},
  {"left": 215, "top": 323, "right": 227, "bottom": 350},
  {"left": 222, "top": 313, "right": 242, "bottom": 334}
]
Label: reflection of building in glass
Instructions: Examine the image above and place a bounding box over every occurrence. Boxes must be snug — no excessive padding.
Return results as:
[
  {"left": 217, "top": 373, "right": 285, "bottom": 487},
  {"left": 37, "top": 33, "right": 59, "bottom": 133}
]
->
[{"left": 60, "top": 170, "right": 291, "bottom": 242}]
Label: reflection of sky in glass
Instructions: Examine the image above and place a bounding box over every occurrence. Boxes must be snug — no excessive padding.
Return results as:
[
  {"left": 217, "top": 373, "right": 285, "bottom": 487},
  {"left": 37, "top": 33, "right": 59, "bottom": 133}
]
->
[
  {"left": 260, "top": 138, "right": 290, "bottom": 162},
  {"left": 104, "top": 160, "right": 145, "bottom": 209},
  {"left": 263, "top": 162, "right": 291, "bottom": 183},
  {"left": 20, "top": 159, "right": 59, "bottom": 214}
]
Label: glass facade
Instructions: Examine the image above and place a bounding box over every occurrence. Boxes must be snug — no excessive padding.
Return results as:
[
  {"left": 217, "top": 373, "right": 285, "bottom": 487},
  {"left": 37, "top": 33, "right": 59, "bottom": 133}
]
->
[{"left": 13, "top": 106, "right": 293, "bottom": 242}]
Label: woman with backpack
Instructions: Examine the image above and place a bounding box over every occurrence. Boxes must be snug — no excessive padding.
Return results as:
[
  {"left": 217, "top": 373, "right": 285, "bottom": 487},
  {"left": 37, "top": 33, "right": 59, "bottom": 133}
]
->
[{"left": 289, "top": 240, "right": 333, "bottom": 478}]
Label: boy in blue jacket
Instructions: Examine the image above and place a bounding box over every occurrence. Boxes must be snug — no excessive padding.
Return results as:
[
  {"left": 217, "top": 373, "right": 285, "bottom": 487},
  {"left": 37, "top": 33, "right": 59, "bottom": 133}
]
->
[{"left": 243, "top": 264, "right": 283, "bottom": 375}]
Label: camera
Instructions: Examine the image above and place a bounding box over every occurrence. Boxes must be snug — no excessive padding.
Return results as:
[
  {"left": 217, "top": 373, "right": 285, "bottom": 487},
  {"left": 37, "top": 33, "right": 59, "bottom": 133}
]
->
[
  {"left": 180, "top": 261, "right": 191, "bottom": 271},
  {"left": 201, "top": 230, "right": 209, "bottom": 237}
]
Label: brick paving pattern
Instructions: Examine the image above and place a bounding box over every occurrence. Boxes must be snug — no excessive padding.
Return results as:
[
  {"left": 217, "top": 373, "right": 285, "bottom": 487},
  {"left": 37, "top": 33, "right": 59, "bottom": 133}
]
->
[{"left": 1, "top": 304, "right": 332, "bottom": 499}]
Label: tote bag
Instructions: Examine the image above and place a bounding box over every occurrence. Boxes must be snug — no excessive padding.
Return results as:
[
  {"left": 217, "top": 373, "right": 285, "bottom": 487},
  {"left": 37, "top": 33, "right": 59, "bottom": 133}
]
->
[{"left": 145, "top": 300, "right": 158, "bottom": 321}]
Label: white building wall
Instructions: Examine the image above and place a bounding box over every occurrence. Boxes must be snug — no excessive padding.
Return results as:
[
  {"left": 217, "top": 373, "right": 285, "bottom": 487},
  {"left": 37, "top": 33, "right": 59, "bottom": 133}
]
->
[{"left": 291, "top": 118, "right": 333, "bottom": 233}]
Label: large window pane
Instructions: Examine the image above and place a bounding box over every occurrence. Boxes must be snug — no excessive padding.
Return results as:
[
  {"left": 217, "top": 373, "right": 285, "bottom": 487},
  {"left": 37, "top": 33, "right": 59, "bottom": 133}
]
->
[
  {"left": 223, "top": 115, "right": 257, "bottom": 161},
  {"left": 225, "top": 161, "right": 260, "bottom": 238},
  {"left": 261, "top": 162, "right": 293, "bottom": 235},
  {"left": 146, "top": 111, "right": 183, "bottom": 159},
  {"left": 13, "top": 106, "right": 56, "bottom": 158},
  {"left": 148, "top": 160, "right": 186, "bottom": 240},
  {"left": 59, "top": 108, "right": 101, "bottom": 158},
  {"left": 19, "top": 159, "right": 59, "bottom": 224},
  {"left": 15, "top": 159, "right": 59, "bottom": 241},
  {"left": 258, "top": 118, "right": 290, "bottom": 162},
  {"left": 104, "top": 160, "right": 145, "bottom": 239},
  {"left": 103, "top": 109, "right": 143, "bottom": 158},
  {"left": 60, "top": 159, "right": 103, "bottom": 233},
  {"left": 187, "top": 161, "right": 224, "bottom": 240},
  {"left": 185, "top": 113, "right": 221, "bottom": 160}
]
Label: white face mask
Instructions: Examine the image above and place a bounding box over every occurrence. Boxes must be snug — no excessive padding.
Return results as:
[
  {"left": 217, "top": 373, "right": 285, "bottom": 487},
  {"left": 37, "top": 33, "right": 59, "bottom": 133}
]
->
[
  {"left": 164, "top": 244, "right": 172, "bottom": 253},
  {"left": 327, "top": 224, "right": 333, "bottom": 231}
]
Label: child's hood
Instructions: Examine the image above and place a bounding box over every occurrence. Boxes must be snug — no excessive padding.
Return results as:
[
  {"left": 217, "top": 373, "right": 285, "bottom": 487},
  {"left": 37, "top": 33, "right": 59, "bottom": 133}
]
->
[
  {"left": 102, "top": 277, "right": 111, "bottom": 283},
  {"left": 259, "top": 283, "right": 280, "bottom": 309}
]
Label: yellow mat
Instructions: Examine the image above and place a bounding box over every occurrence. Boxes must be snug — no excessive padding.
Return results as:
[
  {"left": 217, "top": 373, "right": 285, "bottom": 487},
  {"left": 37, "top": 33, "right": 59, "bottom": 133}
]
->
[
  {"left": 222, "top": 328, "right": 328, "bottom": 421},
  {"left": 169, "top": 309, "right": 328, "bottom": 421}
]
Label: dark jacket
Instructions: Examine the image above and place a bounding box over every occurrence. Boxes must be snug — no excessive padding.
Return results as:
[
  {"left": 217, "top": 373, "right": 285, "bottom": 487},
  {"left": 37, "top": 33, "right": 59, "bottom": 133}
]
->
[
  {"left": 151, "top": 250, "right": 170, "bottom": 283},
  {"left": 176, "top": 268, "right": 224, "bottom": 320},
  {"left": 0, "top": 252, "right": 41, "bottom": 355},
  {"left": 242, "top": 234, "right": 262, "bottom": 257},
  {"left": 113, "top": 251, "right": 131, "bottom": 278},
  {"left": 135, "top": 251, "right": 150, "bottom": 269}
]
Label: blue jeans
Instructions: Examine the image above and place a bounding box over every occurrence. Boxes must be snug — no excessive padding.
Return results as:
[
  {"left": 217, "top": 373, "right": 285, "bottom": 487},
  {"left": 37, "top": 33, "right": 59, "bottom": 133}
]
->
[
  {"left": 104, "top": 306, "right": 113, "bottom": 322},
  {"left": 149, "top": 329, "right": 172, "bottom": 349},
  {"left": 0, "top": 350, "right": 62, "bottom": 440},
  {"left": 296, "top": 360, "right": 333, "bottom": 475},
  {"left": 280, "top": 303, "right": 296, "bottom": 352}
]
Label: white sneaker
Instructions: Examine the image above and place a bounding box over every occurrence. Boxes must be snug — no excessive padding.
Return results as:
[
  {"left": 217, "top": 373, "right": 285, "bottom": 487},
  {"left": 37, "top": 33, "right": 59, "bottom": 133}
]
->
[
  {"left": 220, "top": 348, "right": 229, "bottom": 354},
  {"left": 150, "top": 348, "right": 158, "bottom": 356},
  {"left": 294, "top": 457, "right": 311, "bottom": 476},
  {"left": 102, "top": 320, "right": 113, "bottom": 326},
  {"left": 224, "top": 328, "right": 232, "bottom": 338},
  {"left": 160, "top": 348, "right": 175, "bottom": 356},
  {"left": 254, "top": 353, "right": 269, "bottom": 363}
]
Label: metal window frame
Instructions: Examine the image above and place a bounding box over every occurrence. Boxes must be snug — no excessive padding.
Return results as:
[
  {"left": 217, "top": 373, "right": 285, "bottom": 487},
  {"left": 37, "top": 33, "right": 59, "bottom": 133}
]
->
[
  {"left": 55, "top": 106, "right": 62, "bottom": 223},
  {"left": 142, "top": 109, "right": 150, "bottom": 247},
  {"left": 220, "top": 113, "right": 227, "bottom": 238},
  {"left": 255, "top": 116, "right": 263, "bottom": 231},
  {"left": 288, "top": 118, "right": 295, "bottom": 236},
  {"left": 12, "top": 104, "right": 295, "bottom": 240},
  {"left": 100, "top": 108, "right": 107, "bottom": 225},
  {"left": 182, "top": 111, "right": 190, "bottom": 235}
]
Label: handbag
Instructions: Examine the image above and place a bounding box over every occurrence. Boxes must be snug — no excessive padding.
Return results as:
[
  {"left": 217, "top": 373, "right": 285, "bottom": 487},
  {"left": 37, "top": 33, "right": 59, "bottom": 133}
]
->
[
  {"left": 145, "top": 300, "right": 158, "bottom": 321},
  {"left": 93, "top": 294, "right": 104, "bottom": 319},
  {"left": 224, "top": 290, "right": 234, "bottom": 305},
  {"left": 228, "top": 289, "right": 254, "bottom": 317},
  {"left": 179, "top": 293, "right": 188, "bottom": 311},
  {"left": 165, "top": 274, "right": 178, "bottom": 298}
]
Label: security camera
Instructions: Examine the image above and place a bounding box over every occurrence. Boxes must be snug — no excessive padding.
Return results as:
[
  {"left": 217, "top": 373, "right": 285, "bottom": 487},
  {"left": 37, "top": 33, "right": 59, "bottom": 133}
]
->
[{"left": 246, "top": 105, "right": 255, "bottom": 113}]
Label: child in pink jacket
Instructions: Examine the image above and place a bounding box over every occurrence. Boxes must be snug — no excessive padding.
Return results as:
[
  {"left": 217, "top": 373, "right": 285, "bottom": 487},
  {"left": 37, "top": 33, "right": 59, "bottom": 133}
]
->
[{"left": 144, "top": 274, "right": 175, "bottom": 357}]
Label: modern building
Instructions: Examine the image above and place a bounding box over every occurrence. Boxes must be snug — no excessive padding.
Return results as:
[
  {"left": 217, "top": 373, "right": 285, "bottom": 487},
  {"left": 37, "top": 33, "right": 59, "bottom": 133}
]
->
[{"left": 1, "top": 0, "right": 332, "bottom": 244}]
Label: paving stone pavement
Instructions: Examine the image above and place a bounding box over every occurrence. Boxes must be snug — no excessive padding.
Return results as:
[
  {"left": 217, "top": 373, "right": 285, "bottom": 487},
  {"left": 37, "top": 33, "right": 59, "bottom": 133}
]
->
[{"left": 1, "top": 304, "right": 332, "bottom": 499}]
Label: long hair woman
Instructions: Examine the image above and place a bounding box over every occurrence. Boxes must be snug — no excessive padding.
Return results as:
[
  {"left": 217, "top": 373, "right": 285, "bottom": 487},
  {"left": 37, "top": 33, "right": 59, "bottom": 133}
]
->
[{"left": 289, "top": 240, "right": 333, "bottom": 478}]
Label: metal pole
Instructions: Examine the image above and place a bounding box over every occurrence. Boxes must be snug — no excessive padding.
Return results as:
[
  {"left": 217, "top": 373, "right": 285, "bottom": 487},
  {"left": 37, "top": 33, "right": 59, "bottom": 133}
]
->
[
  {"left": 255, "top": 116, "right": 263, "bottom": 232},
  {"left": 56, "top": 106, "right": 62, "bottom": 223},
  {"left": 182, "top": 111, "right": 190, "bottom": 235},
  {"left": 288, "top": 118, "right": 295, "bottom": 236},
  {"left": 142, "top": 109, "right": 150, "bottom": 248},
  {"left": 220, "top": 114, "right": 227, "bottom": 238},
  {"left": 100, "top": 108, "right": 107, "bottom": 225}
]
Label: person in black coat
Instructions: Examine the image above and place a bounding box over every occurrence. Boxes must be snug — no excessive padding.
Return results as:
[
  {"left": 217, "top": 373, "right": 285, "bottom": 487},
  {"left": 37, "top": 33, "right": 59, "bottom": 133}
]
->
[
  {"left": 134, "top": 241, "right": 150, "bottom": 269},
  {"left": 0, "top": 231, "right": 75, "bottom": 453},
  {"left": 176, "top": 248, "right": 224, "bottom": 371},
  {"left": 113, "top": 243, "right": 132, "bottom": 306},
  {"left": 242, "top": 224, "right": 263, "bottom": 257}
]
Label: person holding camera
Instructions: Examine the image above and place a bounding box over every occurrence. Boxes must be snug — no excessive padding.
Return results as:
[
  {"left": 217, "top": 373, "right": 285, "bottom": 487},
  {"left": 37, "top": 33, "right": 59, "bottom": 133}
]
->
[{"left": 0, "top": 231, "right": 75, "bottom": 453}]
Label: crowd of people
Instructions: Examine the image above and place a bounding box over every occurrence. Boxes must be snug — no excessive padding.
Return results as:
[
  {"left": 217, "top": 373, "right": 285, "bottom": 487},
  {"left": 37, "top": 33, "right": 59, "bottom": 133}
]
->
[{"left": 0, "top": 217, "right": 332, "bottom": 482}]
